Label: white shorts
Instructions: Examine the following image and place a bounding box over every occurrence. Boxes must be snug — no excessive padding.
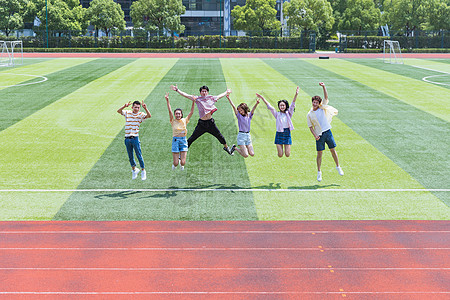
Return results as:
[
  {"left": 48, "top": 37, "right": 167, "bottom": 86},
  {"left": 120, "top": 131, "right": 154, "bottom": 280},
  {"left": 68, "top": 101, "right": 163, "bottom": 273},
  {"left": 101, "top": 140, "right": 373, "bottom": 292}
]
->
[{"left": 237, "top": 132, "right": 252, "bottom": 146}]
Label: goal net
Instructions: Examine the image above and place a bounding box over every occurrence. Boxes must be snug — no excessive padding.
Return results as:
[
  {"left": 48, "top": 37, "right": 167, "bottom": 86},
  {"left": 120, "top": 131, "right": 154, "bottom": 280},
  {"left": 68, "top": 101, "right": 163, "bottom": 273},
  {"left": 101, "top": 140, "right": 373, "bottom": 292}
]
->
[
  {"left": 383, "top": 40, "right": 403, "bottom": 64},
  {"left": 0, "top": 41, "right": 23, "bottom": 67}
]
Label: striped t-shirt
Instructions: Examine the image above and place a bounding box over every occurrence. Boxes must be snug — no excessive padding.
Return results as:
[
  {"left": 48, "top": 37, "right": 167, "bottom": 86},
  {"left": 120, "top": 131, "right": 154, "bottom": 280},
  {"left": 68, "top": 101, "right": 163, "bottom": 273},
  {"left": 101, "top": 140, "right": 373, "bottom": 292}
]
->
[{"left": 122, "top": 110, "right": 146, "bottom": 137}]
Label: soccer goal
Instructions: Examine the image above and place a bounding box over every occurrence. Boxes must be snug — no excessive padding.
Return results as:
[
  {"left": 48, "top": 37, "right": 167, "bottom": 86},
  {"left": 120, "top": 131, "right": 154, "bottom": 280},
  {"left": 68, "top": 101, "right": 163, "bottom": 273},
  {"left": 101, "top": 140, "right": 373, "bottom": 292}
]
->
[
  {"left": 383, "top": 40, "right": 403, "bottom": 64},
  {"left": 0, "top": 40, "right": 23, "bottom": 67}
]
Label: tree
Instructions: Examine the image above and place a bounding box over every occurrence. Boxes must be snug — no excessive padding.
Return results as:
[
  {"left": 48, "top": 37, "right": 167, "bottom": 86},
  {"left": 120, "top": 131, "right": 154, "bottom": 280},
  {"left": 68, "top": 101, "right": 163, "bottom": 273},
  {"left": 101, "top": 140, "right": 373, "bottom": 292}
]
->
[
  {"left": 130, "top": 0, "right": 185, "bottom": 35},
  {"left": 0, "top": 0, "right": 28, "bottom": 36},
  {"left": 424, "top": 0, "right": 450, "bottom": 30},
  {"left": 337, "top": 0, "right": 381, "bottom": 34},
  {"left": 382, "top": 0, "right": 428, "bottom": 35},
  {"left": 231, "top": 0, "right": 281, "bottom": 35},
  {"left": 30, "top": 0, "right": 87, "bottom": 35},
  {"left": 283, "top": 0, "right": 334, "bottom": 32},
  {"left": 86, "top": 0, "right": 125, "bottom": 36}
]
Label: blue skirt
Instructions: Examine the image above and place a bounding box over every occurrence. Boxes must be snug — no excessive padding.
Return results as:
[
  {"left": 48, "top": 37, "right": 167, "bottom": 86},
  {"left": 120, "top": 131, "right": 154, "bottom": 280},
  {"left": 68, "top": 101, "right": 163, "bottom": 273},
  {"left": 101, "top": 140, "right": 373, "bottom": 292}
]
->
[{"left": 274, "top": 128, "right": 292, "bottom": 145}]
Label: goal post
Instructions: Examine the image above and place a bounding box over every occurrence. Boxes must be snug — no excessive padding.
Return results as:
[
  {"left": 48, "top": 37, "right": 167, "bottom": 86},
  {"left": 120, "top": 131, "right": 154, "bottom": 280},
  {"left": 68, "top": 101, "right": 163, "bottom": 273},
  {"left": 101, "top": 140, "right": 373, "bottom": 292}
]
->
[
  {"left": 0, "top": 40, "right": 23, "bottom": 67},
  {"left": 383, "top": 40, "right": 403, "bottom": 64}
]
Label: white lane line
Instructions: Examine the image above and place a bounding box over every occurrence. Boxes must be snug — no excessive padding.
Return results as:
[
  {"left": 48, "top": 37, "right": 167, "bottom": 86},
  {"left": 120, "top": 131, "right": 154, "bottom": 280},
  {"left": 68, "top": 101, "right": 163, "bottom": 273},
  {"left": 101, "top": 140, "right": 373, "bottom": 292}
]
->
[
  {"left": 1, "top": 230, "right": 449, "bottom": 234},
  {"left": 0, "top": 267, "right": 448, "bottom": 271},
  {"left": 1, "top": 247, "right": 449, "bottom": 251},
  {"left": 0, "top": 188, "right": 448, "bottom": 192}
]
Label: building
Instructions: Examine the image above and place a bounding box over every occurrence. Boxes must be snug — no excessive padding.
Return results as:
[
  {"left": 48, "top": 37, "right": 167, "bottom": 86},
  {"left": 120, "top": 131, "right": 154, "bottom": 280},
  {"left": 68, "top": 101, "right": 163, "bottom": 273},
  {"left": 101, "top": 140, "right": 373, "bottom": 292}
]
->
[{"left": 80, "top": 0, "right": 284, "bottom": 36}]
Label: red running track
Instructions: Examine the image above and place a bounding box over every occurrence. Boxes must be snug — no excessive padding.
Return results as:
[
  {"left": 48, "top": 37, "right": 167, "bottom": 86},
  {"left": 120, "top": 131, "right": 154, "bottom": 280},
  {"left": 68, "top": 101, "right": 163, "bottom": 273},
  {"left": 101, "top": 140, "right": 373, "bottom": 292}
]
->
[{"left": 0, "top": 221, "right": 449, "bottom": 299}]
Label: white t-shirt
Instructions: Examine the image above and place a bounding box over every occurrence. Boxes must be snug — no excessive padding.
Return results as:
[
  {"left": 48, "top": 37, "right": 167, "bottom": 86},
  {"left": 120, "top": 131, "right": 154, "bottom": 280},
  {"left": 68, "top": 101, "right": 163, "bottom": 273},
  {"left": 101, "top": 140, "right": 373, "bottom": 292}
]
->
[
  {"left": 279, "top": 113, "right": 289, "bottom": 129},
  {"left": 314, "top": 108, "right": 331, "bottom": 133}
]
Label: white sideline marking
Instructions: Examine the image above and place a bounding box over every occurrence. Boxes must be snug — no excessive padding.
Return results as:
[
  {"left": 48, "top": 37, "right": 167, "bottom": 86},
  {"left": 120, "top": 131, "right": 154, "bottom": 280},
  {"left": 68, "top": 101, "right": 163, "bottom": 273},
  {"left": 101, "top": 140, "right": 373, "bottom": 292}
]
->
[
  {"left": 0, "top": 188, "right": 449, "bottom": 192},
  {"left": 1, "top": 230, "right": 449, "bottom": 234},
  {"left": 1, "top": 267, "right": 448, "bottom": 271},
  {"left": 0, "top": 73, "right": 48, "bottom": 87},
  {"left": 410, "top": 64, "right": 450, "bottom": 86},
  {"left": 0, "top": 292, "right": 448, "bottom": 295}
]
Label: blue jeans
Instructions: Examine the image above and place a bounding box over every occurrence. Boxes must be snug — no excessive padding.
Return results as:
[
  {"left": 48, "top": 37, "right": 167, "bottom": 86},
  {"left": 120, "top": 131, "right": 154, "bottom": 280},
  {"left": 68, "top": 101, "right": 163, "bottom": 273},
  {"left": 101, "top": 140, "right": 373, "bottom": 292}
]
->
[
  {"left": 316, "top": 129, "right": 337, "bottom": 151},
  {"left": 124, "top": 136, "right": 145, "bottom": 169}
]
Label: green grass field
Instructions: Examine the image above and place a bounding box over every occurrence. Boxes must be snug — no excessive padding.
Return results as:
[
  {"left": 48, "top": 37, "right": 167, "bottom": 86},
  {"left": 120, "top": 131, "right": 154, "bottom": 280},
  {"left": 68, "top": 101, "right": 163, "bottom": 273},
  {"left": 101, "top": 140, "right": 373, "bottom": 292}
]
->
[{"left": 0, "top": 57, "right": 449, "bottom": 220}]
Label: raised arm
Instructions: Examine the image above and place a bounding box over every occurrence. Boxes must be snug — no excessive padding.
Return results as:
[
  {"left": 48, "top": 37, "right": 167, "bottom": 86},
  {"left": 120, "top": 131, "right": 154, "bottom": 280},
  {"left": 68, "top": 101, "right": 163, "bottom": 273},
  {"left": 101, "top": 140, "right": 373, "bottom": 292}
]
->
[
  {"left": 186, "top": 100, "right": 196, "bottom": 122},
  {"left": 142, "top": 101, "right": 151, "bottom": 119},
  {"left": 250, "top": 98, "right": 260, "bottom": 116},
  {"left": 319, "top": 82, "right": 328, "bottom": 104},
  {"left": 292, "top": 86, "right": 300, "bottom": 105},
  {"left": 170, "top": 84, "right": 196, "bottom": 101},
  {"left": 255, "top": 93, "right": 269, "bottom": 106},
  {"left": 256, "top": 92, "right": 276, "bottom": 118},
  {"left": 226, "top": 94, "right": 238, "bottom": 115},
  {"left": 217, "top": 88, "right": 232, "bottom": 100},
  {"left": 165, "top": 92, "right": 173, "bottom": 122},
  {"left": 117, "top": 101, "right": 131, "bottom": 115}
]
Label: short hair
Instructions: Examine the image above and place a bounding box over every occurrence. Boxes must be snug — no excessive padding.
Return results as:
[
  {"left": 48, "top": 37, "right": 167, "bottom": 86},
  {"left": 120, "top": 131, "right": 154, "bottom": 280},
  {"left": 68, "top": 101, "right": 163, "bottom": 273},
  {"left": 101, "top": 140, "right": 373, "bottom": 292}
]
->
[
  {"left": 277, "top": 99, "right": 290, "bottom": 111},
  {"left": 199, "top": 85, "right": 209, "bottom": 93},
  {"left": 132, "top": 100, "right": 141, "bottom": 106},
  {"left": 237, "top": 103, "right": 250, "bottom": 115},
  {"left": 312, "top": 95, "right": 322, "bottom": 104},
  {"left": 174, "top": 108, "right": 183, "bottom": 118}
]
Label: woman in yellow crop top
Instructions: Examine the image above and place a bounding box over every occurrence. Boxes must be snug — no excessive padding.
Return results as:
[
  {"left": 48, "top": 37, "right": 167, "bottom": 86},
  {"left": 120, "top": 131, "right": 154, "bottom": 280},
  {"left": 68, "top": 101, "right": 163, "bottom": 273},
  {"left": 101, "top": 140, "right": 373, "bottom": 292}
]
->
[{"left": 165, "top": 92, "right": 195, "bottom": 170}]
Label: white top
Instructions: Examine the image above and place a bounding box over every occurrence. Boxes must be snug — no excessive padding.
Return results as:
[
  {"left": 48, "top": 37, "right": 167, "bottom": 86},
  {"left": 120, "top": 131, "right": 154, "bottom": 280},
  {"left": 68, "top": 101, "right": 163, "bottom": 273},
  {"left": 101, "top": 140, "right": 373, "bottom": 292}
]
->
[
  {"left": 279, "top": 113, "right": 289, "bottom": 129},
  {"left": 314, "top": 108, "right": 331, "bottom": 133}
]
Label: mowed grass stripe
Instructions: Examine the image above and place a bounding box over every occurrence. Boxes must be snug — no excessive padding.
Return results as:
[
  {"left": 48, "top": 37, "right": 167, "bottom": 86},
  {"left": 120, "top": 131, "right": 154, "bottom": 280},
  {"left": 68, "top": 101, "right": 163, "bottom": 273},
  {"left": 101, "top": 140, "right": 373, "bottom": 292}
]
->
[
  {"left": 243, "top": 58, "right": 448, "bottom": 219},
  {"left": 265, "top": 58, "right": 449, "bottom": 206},
  {"left": 307, "top": 58, "right": 449, "bottom": 122},
  {"left": 0, "top": 58, "right": 93, "bottom": 91},
  {"left": 344, "top": 58, "right": 450, "bottom": 89},
  {"left": 0, "top": 58, "right": 132, "bottom": 132},
  {"left": 0, "top": 58, "right": 177, "bottom": 220},
  {"left": 54, "top": 58, "right": 258, "bottom": 221}
]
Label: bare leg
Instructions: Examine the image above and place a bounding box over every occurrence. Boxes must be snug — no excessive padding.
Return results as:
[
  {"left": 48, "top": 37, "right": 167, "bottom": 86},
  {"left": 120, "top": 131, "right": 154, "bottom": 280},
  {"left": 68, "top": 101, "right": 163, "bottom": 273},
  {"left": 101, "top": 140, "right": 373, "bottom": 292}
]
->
[
  {"left": 235, "top": 145, "right": 249, "bottom": 158},
  {"left": 180, "top": 151, "right": 187, "bottom": 166},
  {"left": 330, "top": 148, "right": 340, "bottom": 167},
  {"left": 172, "top": 153, "right": 179, "bottom": 167},
  {"left": 247, "top": 145, "right": 254, "bottom": 157},
  {"left": 316, "top": 151, "right": 323, "bottom": 171},
  {"left": 276, "top": 144, "right": 284, "bottom": 157},
  {"left": 284, "top": 145, "right": 291, "bottom": 157}
]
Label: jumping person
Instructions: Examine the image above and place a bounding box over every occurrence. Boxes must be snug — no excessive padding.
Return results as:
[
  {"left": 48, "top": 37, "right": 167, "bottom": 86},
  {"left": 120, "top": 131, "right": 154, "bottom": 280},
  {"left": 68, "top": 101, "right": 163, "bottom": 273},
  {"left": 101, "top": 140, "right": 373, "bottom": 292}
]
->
[
  {"left": 170, "top": 84, "right": 236, "bottom": 155},
  {"left": 307, "top": 82, "right": 344, "bottom": 182},
  {"left": 165, "top": 92, "right": 195, "bottom": 171},
  {"left": 226, "top": 94, "right": 260, "bottom": 158},
  {"left": 117, "top": 100, "right": 151, "bottom": 180},
  {"left": 256, "top": 86, "right": 299, "bottom": 157}
]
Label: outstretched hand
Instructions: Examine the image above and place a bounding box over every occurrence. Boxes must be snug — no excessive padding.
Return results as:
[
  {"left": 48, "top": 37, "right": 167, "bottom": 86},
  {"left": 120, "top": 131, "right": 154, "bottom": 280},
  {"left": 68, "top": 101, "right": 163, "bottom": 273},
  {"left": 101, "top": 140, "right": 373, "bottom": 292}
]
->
[
  {"left": 296, "top": 86, "right": 300, "bottom": 94},
  {"left": 170, "top": 84, "right": 178, "bottom": 91},
  {"left": 165, "top": 92, "right": 169, "bottom": 101},
  {"left": 124, "top": 101, "right": 131, "bottom": 107},
  {"left": 142, "top": 102, "right": 147, "bottom": 109},
  {"left": 319, "top": 82, "right": 325, "bottom": 87},
  {"left": 255, "top": 93, "right": 263, "bottom": 99},
  {"left": 226, "top": 88, "right": 232, "bottom": 95}
]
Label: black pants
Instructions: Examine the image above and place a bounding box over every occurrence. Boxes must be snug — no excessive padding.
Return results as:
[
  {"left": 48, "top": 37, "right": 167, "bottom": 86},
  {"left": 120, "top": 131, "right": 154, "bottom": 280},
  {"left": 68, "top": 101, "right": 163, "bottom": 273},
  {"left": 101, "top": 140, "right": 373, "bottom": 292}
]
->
[{"left": 188, "top": 118, "right": 227, "bottom": 147}]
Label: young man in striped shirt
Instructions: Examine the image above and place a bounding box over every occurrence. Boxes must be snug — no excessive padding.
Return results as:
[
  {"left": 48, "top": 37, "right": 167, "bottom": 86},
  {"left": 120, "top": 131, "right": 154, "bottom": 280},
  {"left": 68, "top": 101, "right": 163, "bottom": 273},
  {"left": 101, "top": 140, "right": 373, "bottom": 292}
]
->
[
  {"left": 117, "top": 100, "right": 151, "bottom": 180},
  {"left": 170, "top": 84, "right": 236, "bottom": 155}
]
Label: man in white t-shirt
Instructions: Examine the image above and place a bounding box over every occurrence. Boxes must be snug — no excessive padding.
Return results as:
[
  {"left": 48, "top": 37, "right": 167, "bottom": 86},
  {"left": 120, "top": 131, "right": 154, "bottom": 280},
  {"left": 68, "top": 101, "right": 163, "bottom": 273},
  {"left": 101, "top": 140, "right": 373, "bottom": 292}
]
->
[
  {"left": 307, "top": 82, "right": 344, "bottom": 182},
  {"left": 117, "top": 100, "right": 151, "bottom": 180}
]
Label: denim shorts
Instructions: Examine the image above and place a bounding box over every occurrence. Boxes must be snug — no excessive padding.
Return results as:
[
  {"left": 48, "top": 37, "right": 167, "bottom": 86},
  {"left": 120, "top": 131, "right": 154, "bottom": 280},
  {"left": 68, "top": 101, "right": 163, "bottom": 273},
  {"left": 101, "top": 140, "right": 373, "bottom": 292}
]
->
[
  {"left": 316, "top": 129, "right": 337, "bottom": 151},
  {"left": 237, "top": 132, "right": 252, "bottom": 146},
  {"left": 172, "top": 136, "right": 188, "bottom": 152},
  {"left": 274, "top": 128, "right": 292, "bottom": 145}
]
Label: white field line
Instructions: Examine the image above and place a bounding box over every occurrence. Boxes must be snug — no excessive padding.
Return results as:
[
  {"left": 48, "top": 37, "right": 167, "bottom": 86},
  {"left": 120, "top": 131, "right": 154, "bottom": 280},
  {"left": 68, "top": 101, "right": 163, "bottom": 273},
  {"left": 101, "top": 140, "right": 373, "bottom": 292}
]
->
[
  {"left": 1, "top": 247, "right": 449, "bottom": 251},
  {"left": 0, "top": 73, "right": 48, "bottom": 87},
  {"left": 0, "top": 267, "right": 448, "bottom": 271},
  {"left": 0, "top": 188, "right": 449, "bottom": 192},
  {"left": 0, "top": 292, "right": 448, "bottom": 295},
  {"left": 1, "top": 230, "right": 449, "bottom": 234},
  {"left": 410, "top": 64, "right": 450, "bottom": 86}
]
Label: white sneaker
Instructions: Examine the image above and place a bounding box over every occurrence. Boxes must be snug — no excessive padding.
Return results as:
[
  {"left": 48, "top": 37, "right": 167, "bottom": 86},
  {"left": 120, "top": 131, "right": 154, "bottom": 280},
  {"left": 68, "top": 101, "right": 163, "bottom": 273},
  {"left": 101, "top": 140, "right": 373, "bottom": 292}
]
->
[
  {"left": 172, "top": 164, "right": 176, "bottom": 170},
  {"left": 141, "top": 169, "right": 147, "bottom": 180},
  {"left": 180, "top": 166, "right": 185, "bottom": 171},
  {"left": 336, "top": 166, "right": 344, "bottom": 176},
  {"left": 317, "top": 171, "right": 322, "bottom": 182},
  {"left": 132, "top": 168, "right": 139, "bottom": 180}
]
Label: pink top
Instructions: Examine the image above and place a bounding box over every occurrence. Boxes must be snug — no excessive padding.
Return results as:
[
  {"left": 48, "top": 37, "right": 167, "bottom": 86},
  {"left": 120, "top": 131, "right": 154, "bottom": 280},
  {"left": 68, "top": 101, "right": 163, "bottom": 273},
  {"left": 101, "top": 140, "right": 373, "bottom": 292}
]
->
[
  {"left": 267, "top": 102, "right": 295, "bottom": 132},
  {"left": 195, "top": 95, "right": 218, "bottom": 118}
]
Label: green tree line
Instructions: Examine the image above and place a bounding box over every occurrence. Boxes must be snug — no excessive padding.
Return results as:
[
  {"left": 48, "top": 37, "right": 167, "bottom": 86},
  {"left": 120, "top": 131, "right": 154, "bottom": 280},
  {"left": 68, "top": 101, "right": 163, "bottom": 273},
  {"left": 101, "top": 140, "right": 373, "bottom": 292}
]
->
[{"left": 0, "top": 0, "right": 449, "bottom": 37}]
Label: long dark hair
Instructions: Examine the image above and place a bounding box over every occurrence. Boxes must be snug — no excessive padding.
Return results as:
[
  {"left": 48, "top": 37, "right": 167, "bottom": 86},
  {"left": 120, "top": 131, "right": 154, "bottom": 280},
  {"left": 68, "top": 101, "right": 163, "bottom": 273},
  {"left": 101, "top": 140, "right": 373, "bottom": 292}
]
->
[
  {"left": 237, "top": 103, "right": 250, "bottom": 116},
  {"left": 277, "top": 99, "right": 289, "bottom": 112}
]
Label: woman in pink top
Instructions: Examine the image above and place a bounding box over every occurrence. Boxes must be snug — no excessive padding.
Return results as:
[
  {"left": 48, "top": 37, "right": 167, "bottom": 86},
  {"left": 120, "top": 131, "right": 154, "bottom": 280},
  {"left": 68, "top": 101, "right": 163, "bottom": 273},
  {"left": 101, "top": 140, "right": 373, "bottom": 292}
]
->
[{"left": 256, "top": 86, "right": 299, "bottom": 158}]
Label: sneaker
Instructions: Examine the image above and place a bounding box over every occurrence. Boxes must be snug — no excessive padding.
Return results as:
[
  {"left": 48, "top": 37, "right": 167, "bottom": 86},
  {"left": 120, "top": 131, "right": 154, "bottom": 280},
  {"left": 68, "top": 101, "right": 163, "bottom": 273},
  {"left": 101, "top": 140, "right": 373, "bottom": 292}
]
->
[
  {"left": 223, "top": 146, "right": 234, "bottom": 156},
  {"left": 317, "top": 171, "right": 322, "bottom": 182},
  {"left": 141, "top": 169, "right": 147, "bottom": 180},
  {"left": 132, "top": 168, "right": 140, "bottom": 180},
  {"left": 230, "top": 144, "right": 237, "bottom": 155},
  {"left": 172, "top": 164, "right": 176, "bottom": 171},
  {"left": 336, "top": 166, "right": 344, "bottom": 176},
  {"left": 180, "top": 166, "right": 185, "bottom": 171}
]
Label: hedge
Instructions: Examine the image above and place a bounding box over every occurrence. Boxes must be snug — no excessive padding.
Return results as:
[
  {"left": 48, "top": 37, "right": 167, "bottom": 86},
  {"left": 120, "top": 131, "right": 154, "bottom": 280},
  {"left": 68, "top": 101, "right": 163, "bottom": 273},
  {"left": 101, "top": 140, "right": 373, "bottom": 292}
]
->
[{"left": 22, "top": 47, "right": 312, "bottom": 53}]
